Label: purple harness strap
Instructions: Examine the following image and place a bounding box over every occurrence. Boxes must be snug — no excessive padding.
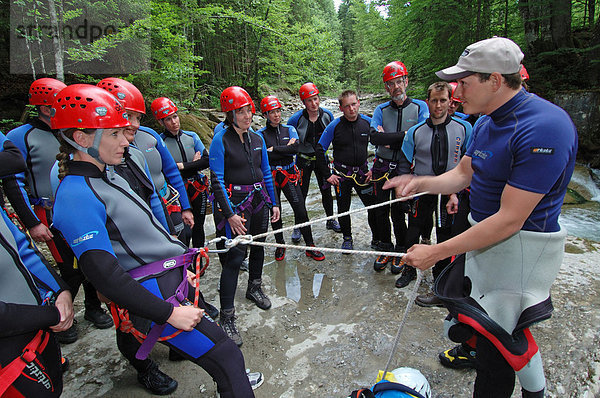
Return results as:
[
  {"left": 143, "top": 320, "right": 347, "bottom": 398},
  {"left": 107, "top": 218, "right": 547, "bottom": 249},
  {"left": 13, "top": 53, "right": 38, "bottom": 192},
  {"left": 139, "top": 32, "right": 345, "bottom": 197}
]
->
[
  {"left": 129, "top": 249, "right": 199, "bottom": 360},
  {"left": 333, "top": 161, "right": 369, "bottom": 183},
  {"left": 216, "top": 182, "right": 272, "bottom": 231}
]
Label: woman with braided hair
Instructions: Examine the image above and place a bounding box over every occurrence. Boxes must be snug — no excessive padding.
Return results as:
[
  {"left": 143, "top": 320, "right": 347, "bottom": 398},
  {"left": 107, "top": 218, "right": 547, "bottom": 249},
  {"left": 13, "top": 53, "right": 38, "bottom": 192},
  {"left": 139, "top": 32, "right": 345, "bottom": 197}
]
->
[{"left": 52, "top": 84, "right": 261, "bottom": 397}]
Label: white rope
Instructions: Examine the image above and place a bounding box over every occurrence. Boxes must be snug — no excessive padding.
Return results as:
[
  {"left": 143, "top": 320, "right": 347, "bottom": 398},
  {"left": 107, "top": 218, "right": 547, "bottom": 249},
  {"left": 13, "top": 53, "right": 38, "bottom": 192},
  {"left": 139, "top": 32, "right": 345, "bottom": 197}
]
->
[
  {"left": 232, "top": 238, "right": 405, "bottom": 257},
  {"left": 382, "top": 269, "right": 423, "bottom": 377},
  {"left": 235, "top": 191, "right": 429, "bottom": 245}
]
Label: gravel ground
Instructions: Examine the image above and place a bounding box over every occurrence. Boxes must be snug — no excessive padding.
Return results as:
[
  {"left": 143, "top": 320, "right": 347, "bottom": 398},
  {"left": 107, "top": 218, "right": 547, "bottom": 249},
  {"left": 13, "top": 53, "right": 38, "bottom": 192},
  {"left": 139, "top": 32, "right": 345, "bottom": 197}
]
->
[{"left": 58, "top": 184, "right": 600, "bottom": 398}]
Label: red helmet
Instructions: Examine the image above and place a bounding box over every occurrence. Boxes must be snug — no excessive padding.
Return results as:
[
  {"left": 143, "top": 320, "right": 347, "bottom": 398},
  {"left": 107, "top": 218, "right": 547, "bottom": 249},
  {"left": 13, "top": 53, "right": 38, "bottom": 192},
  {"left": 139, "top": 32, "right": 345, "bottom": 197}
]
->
[
  {"left": 97, "top": 78, "right": 146, "bottom": 114},
  {"left": 220, "top": 86, "right": 255, "bottom": 113},
  {"left": 382, "top": 61, "right": 408, "bottom": 82},
  {"left": 29, "top": 78, "right": 67, "bottom": 106},
  {"left": 448, "top": 82, "right": 462, "bottom": 103},
  {"left": 50, "top": 84, "right": 130, "bottom": 130},
  {"left": 299, "top": 83, "right": 319, "bottom": 101},
  {"left": 520, "top": 64, "right": 529, "bottom": 81},
  {"left": 151, "top": 97, "right": 178, "bottom": 120},
  {"left": 260, "top": 95, "right": 282, "bottom": 113}
]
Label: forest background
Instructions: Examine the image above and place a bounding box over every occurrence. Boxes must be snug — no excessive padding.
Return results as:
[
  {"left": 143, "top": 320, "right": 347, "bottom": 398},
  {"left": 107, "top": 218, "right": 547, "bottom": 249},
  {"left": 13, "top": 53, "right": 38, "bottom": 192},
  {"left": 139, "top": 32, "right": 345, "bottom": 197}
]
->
[{"left": 1, "top": 0, "right": 599, "bottom": 133}]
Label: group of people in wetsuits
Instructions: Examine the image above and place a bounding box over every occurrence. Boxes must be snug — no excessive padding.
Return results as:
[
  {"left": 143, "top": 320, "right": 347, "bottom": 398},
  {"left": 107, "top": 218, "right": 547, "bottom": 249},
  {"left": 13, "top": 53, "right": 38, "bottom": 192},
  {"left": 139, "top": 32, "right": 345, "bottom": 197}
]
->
[{"left": 1, "top": 35, "right": 577, "bottom": 398}]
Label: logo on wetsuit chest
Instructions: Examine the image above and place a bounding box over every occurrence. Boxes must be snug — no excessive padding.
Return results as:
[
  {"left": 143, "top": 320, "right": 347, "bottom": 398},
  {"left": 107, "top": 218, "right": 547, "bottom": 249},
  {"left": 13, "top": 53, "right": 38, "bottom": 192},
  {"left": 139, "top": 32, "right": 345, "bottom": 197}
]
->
[
  {"left": 530, "top": 147, "right": 554, "bottom": 155},
  {"left": 72, "top": 231, "right": 99, "bottom": 246},
  {"left": 472, "top": 149, "right": 493, "bottom": 160},
  {"left": 163, "top": 259, "right": 177, "bottom": 269}
]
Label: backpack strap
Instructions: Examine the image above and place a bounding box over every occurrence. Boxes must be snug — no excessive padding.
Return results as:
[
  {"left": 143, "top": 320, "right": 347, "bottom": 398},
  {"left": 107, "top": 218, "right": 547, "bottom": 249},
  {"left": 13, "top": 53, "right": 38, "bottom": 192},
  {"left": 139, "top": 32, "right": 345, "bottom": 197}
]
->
[{"left": 348, "top": 388, "right": 376, "bottom": 398}]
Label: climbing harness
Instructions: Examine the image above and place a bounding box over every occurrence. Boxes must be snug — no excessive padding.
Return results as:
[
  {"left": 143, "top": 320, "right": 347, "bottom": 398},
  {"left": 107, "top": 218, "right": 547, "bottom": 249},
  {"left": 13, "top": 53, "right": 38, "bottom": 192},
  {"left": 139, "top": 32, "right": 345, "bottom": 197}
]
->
[
  {"left": 109, "top": 247, "right": 210, "bottom": 360},
  {"left": 271, "top": 163, "right": 299, "bottom": 188},
  {"left": 332, "top": 161, "right": 371, "bottom": 187}
]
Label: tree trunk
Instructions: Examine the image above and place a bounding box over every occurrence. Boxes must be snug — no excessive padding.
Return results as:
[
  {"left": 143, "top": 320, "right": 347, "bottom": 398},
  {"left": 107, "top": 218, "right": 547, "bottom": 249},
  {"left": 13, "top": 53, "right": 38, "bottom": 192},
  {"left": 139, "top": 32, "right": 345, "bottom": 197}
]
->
[
  {"left": 47, "top": 0, "right": 64, "bottom": 81},
  {"left": 550, "top": 0, "right": 572, "bottom": 48},
  {"left": 519, "top": 0, "right": 539, "bottom": 53}
]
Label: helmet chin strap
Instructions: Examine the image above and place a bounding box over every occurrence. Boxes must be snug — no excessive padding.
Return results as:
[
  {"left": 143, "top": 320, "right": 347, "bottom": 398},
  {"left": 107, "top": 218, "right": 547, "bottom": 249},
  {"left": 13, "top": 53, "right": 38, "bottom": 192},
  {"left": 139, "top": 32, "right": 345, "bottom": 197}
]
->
[{"left": 60, "top": 129, "right": 106, "bottom": 164}]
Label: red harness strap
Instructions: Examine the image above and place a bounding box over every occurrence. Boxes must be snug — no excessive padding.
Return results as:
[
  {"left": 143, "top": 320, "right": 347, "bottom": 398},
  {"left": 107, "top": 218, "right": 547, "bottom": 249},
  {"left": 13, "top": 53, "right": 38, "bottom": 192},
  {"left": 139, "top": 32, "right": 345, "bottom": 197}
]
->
[
  {"left": 32, "top": 207, "right": 63, "bottom": 263},
  {"left": 108, "top": 249, "right": 209, "bottom": 348},
  {"left": 185, "top": 177, "right": 209, "bottom": 202},
  {"left": 0, "top": 330, "right": 50, "bottom": 396},
  {"left": 272, "top": 165, "right": 299, "bottom": 189}
]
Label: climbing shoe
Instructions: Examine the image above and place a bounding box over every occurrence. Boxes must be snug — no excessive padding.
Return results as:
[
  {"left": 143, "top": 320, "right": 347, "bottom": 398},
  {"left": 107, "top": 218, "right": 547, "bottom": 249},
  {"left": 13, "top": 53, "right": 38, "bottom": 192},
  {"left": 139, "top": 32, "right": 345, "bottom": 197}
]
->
[
  {"left": 390, "top": 256, "right": 404, "bottom": 275},
  {"left": 220, "top": 308, "right": 242, "bottom": 346},
  {"left": 247, "top": 369, "right": 264, "bottom": 390},
  {"left": 275, "top": 247, "right": 286, "bottom": 261},
  {"left": 341, "top": 236, "right": 353, "bottom": 252},
  {"left": 84, "top": 306, "right": 113, "bottom": 329},
  {"left": 56, "top": 321, "right": 78, "bottom": 344},
  {"left": 305, "top": 245, "right": 325, "bottom": 261},
  {"left": 137, "top": 362, "right": 178, "bottom": 395},
  {"left": 373, "top": 255, "right": 391, "bottom": 271},
  {"left": 291, "top": 228, "right": 302, "bottom": 243},
  {"left": 246, "top": 279, "right": 271, "bottom": 310},
  {"left": 394, "top": 267, "right": 416, "bottom": 288},
  {"left": 326, "top": 219, "right": 342, "bottom": 233},
  {"left": 439, "top": 344, "right": 477, "bottom": 369}
]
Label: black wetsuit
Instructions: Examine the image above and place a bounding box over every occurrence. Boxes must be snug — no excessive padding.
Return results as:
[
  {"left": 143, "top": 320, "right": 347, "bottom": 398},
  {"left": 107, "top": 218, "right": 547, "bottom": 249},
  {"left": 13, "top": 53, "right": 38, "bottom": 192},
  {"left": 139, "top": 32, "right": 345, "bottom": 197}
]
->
[
  {"left": 257, "top": 123, "right": 315, "bottom": 245},
  {"left": 209, "top": 126, "right": 277, "bottom": 311},
  {"left": 161, "top": 129, "right": 210, "bottom": 247},
  {"left": 287, "top": 108, "right": 336, "bottom": 217},
  {"left": 316, "top": 114, "right": 376, "bottom": 238}
]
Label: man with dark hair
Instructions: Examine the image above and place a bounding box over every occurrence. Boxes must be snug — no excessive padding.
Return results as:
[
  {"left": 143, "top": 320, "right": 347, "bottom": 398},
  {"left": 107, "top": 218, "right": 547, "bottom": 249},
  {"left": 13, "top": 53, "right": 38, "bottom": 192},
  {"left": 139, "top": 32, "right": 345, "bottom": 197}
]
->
[
  {"left": 395, "top": 82, "right": 471, "bottom": 291},
  {"left": 315, "top": 90, "right": 375, "bottom": 251},
  {"left": 385, "top": 37, "right": 577, "bottom": 397}
]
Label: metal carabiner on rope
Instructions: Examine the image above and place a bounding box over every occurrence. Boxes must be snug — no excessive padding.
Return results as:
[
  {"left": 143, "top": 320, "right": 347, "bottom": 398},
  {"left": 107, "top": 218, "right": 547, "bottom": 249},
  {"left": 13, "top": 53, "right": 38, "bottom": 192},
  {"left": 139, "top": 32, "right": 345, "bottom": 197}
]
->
[{"left": 204, "top": 236, "right": 231, "bottom": 253}]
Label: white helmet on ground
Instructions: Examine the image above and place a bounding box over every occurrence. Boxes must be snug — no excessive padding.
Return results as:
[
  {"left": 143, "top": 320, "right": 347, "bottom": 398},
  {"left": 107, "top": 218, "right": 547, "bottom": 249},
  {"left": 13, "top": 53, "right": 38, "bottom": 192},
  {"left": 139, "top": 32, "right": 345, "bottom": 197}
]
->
[{"left": 390, "top": 367, "right": 431, "bottom": 398}]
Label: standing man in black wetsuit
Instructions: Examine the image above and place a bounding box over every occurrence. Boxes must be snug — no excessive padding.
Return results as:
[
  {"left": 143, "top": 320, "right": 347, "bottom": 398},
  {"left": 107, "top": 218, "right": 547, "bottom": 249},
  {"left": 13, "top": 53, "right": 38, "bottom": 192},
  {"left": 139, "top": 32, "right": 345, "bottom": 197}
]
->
[
  {"left": 287, "top": 83, "right": 340, "bottom": 242},
  {"left": 369, "top": 62, "right": 429, "bottom": 274},
  {"left": 316, "top": 90, "right": 376, "bottom": 251}
]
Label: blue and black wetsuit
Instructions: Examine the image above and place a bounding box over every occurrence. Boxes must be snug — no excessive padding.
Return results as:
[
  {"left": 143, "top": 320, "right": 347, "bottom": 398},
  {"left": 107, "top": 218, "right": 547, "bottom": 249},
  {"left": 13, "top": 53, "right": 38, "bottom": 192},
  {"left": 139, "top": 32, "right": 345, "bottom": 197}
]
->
[
  {"left": 257, "top": 123, "right": 316, "bottom": 245},
  {"left": 369, "top": 98, "right": 428, "bottom": 251},
  {"left": 133, "top": 126, "right": 191, "bottom": 237},
  {"left": 6, "top": 119, "right": 102, "bottom": 314},
  {"left": 287, "top": 108, "right": 336, "bottom": 217},
  {"left": 316, "top": 114, "right": 376, "bottom": 238},
  {"left": 209, "top": 126, "right": 277, "bottom": 310},
  {"left": 52, "top": 160, "right": 253, "bottom": 398},
  {"left": 0, "top": 134, "right": 68, "bottom": 398},
  {"left": 402, "top": 115, "right": 472, "bottom": 278},
  {"left": 161, "top": 129, "right": 210, "bottom": 247}
]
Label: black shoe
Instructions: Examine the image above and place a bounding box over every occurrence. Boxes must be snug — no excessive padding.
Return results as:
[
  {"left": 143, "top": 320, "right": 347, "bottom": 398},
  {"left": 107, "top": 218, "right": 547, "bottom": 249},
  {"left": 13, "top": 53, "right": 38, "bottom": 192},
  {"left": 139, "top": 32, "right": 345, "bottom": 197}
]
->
[
  {"left": 390, "top": 256, "right": 404, "bottom": 275},
  {"left": 341, "top": 236, "right": 353, "bottom": 252},
  {"left": 204, "top": 301, "right": 219, "bottom": 320},
  {"left": 220, "top": 308, "right": 242, "bottom": 346},
  {"left": 415, "top": 291, "right": 444, "bottom": 307},
  {"left": 326, "top": 219, "right": 342, "bottom": 233},
  {"left": 246, "top": 279, "right": 271, "bottom": 310},
  {"left": 370, "top": 240, "right": 381, "bottom": 249},
  {"left": 84, "top": 306, "right": 113, "bottom": 329},
  {"left": 394, "top": 268, "right": 416, "bottom": 288},
  {"left": 56, "top": 322, "right": 78, "bottom": 344},
  {"left": 137, "top": 362, "right": 178, "bottom": 395},
  {"left": 439, "top": 344, "right": 477, "bottom": 369}
]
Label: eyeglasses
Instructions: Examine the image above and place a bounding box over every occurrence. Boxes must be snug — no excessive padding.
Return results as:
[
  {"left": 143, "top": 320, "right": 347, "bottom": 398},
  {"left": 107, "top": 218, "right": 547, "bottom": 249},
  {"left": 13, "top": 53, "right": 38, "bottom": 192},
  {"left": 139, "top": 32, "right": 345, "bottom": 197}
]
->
[{"left": 385, "top": 77, "right": 407, "bottom": 89}]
